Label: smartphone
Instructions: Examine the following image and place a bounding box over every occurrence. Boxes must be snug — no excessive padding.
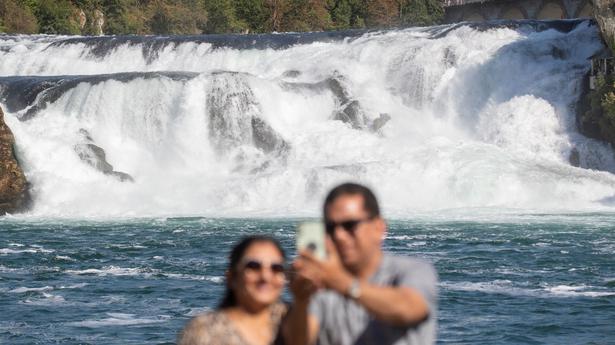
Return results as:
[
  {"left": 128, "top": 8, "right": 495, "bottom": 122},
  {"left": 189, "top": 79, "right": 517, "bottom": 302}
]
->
[{"left": 296, "top": 222, "right": 327, "bottom": 260}]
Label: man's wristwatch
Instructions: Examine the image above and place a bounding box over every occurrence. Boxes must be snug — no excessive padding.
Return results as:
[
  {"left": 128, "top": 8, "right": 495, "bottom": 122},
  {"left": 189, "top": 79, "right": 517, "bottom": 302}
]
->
[{"left": 347, "top": 279, "right": 361, "bottom": 300}]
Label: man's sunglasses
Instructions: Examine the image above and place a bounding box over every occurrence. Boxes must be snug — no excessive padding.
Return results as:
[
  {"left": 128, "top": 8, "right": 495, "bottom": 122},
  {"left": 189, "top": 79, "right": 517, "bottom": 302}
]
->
[
  {"left": 325, "top": 217, "right": 373, "bottom": 235},
  {"left": 241, "top": 259, "right": 285, "bottom": 274}
]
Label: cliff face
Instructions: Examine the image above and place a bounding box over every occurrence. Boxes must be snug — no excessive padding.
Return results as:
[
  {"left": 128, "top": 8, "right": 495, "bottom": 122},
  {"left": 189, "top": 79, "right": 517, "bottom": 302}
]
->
[
  {"left": 0, "top": 106, "right": 30, "bottom": 214},
  {"left": 594, "top": 0, "right": 615, "bottom": 50}
]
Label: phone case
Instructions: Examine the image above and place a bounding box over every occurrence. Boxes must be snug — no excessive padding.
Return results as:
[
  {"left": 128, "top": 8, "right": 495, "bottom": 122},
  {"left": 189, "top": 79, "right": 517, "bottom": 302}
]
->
[{"left": 296, "top": 222, "right": 327, "bottom": 260}]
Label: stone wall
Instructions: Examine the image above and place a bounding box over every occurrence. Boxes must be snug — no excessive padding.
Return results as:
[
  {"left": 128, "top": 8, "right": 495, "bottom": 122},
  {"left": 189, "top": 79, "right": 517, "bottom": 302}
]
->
[{"left": 444, "top": 0, "right": 593, "bottom": 22}]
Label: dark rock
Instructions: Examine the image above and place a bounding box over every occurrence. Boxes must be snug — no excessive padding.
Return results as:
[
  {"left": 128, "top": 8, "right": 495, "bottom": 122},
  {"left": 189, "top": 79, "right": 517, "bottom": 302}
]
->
[
  {"left": 207, "top": 73, "right": 290, "bottom": 160},
  {"left": 569, "top": 148, "right": 581, "bottom": 167},
  {"left": 282, "top": 70, "right": 301, "bottom": 78},
  {"left": 594, "top": 0, "right": 615, "bottom": 52},
  {"left": 109, "top": 171, "right": 134, "bottom": 182},
  {"left": 370, "top": 113, "right": 391, "bottom": 132},
  {"left": 75, "top": 142, "right": 114, "bottom": 173},
  {"left": 0, "top": 106, "right": 30, "bottom": 214},
  {"left": 251, "top": 117, "right": 289, "bottom": 154},
  {"left": 0, "top": 72, "right": 197, "bottom": 121},
  {"left": 326, "top": 75, "right": 369, "bottom": 129},
  {"left": 74, "top": 129, "right": 134, "bottom": 182}
]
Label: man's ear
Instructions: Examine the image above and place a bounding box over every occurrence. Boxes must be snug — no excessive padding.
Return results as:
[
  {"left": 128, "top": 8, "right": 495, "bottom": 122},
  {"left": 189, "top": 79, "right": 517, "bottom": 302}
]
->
[{"left": 375, "top": 217, "right": 387, "bottom": 239}]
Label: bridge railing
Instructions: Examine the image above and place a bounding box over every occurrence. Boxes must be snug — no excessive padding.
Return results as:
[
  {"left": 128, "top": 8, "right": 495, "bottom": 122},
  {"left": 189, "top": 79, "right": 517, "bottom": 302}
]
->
[{"left": 443, "top": 0, "right": 490, "bottom": 7}]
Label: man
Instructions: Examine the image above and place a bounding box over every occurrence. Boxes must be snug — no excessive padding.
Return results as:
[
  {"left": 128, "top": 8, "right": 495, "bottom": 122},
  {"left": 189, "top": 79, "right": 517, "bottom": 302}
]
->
[{"left": 284, "top": 183, "right": 437, "bottom": 345}]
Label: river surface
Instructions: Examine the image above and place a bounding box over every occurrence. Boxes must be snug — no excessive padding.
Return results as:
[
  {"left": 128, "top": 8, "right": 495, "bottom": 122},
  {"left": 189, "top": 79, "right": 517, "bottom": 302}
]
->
[{"left": 1, "top": 215, "right": 614, "bottom": 344}]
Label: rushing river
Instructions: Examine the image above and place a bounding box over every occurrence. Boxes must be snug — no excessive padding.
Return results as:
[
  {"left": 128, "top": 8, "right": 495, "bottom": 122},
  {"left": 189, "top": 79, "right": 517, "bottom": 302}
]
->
[
  {"left": 1, "top": 216, "right": 614, "bottom": 344},
  {"left": 1, "top": 18, "right": 615, "bottom": 344}
]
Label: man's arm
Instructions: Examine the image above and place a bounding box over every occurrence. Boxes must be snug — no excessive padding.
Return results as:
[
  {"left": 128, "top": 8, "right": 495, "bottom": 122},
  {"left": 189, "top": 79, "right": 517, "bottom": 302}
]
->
[
  {"left": 300, "top": 240, "right": 433, "bottom": 327},
  {"left": 333, "top": 274, "right": 430, "bottom": 326}
]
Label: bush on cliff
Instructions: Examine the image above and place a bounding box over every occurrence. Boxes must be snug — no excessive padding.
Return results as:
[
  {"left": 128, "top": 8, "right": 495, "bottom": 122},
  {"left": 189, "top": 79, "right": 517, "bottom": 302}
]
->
[
  {"left": 583, "top": 76, "right": 615, "bottom": 147},
  {"left": 0, "top": 0, "right": 39, "bottom": 34}
]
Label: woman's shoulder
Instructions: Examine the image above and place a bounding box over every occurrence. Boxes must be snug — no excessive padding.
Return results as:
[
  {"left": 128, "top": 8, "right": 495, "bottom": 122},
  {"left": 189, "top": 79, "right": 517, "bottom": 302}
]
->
[{"left": 178, "top": 311, "right": 232, "bottom": 345}]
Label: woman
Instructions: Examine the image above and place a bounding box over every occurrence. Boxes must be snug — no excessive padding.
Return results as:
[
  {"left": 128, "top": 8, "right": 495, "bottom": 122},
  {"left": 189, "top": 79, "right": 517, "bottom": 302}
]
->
[{"left": 179, "top": 236, "right": 287, "bottom": 345}]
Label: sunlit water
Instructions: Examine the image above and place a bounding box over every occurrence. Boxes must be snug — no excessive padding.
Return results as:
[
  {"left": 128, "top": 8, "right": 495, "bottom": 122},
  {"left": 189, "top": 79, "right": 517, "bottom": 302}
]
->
[{"left": 1, "top": 215, "right": 613, "bottom": 344}]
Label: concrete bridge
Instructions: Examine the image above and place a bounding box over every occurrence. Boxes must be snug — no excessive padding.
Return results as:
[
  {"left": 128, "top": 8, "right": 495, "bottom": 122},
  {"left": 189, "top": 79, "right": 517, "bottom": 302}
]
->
[{"left": 444, "top": 0, "right": 594, "bottom": 23}]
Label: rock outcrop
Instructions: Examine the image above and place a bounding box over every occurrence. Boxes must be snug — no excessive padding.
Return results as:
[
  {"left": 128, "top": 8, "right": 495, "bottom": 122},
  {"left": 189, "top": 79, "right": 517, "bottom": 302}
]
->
[
  {"left": 74, "top": 129, "right": 134, "bottom": 182},
  {"left": 0, "top": 107, "right": 30, "bottom": 214},
  {"left": 594, "top": 0, "right": 615, "bottom": 51},
  {"left": 206, "top": 72, "right": 290, "bottom": 171}
]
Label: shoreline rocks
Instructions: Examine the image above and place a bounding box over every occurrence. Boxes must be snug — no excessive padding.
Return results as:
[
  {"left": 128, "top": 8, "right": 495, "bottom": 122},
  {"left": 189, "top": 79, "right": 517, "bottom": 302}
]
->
[{"left": 0, "top": 106, "right": 30, "bottom": 214}]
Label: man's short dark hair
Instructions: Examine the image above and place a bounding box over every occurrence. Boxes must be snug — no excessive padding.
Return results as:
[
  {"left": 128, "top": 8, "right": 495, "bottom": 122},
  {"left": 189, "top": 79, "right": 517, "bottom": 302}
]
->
[{"left": 323, "top": 183, "right": 380, "bottom": 220}]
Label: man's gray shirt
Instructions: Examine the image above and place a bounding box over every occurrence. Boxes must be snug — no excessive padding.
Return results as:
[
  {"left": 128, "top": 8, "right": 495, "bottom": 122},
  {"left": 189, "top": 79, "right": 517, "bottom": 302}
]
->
[{"left": 308, "top": 255, "right": 438, "bottom": 345}]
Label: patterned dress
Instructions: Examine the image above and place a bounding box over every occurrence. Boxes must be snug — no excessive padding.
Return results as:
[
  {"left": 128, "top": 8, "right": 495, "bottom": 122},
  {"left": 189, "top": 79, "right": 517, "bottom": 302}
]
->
[{"left": 178, "top": 303, "right": 287, "bottom": 345}]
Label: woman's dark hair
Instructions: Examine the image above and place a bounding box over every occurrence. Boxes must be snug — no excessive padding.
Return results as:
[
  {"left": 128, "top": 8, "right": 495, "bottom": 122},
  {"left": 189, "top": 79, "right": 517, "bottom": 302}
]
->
[
  {"left": 323, "top": 182, "right": 380, "bottom": 221},
  {"left": 218, "top": 235, "right": 286, "bottom": 309}
]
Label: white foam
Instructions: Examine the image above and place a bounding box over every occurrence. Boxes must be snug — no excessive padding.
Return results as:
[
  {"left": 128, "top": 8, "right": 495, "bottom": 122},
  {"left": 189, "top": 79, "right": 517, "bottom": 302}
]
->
[
  {"left": 70, "top": 313, "right": 170, "bottom": 327},
  {"left": 65, "top": 266, "right": 147, "bottom": 277},
  {"left": 186, "top": 307, "right": 211, "bottom": 316},
  {"left": 22, "top": 292, "right": 66, "bottom": 305},
  {"left": 9, "top": 286, "right": 53, "bottom": 293},
  {"left": 545, "top": 285, "right": 615, "bottom": 297},
  {"left": 55, "top": 255, "right": 76, "bottom": 261},
  {"left": 0, "top": 247, "right": 55, "bottom": 254},
  {"left": 441, "top": 281, "right": 615, "bottom": 298},
  {"left": 1, "top": 21, "right": 614, "bottom": 217},
  {"left": 64, "top": 266, "right": 222, "bottom": 282}
]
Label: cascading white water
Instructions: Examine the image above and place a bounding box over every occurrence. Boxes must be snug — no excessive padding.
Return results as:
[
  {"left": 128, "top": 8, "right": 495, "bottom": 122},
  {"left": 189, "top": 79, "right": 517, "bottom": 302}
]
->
[{"left": 1, "top": 20, "right": 615, "bottom": 217}]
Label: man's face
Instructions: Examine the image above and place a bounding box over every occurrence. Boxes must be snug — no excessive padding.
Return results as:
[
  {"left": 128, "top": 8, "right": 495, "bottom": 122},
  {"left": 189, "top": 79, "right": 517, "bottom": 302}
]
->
[{"left": 325, "top": 194, "right": 385, "bottom": 272}]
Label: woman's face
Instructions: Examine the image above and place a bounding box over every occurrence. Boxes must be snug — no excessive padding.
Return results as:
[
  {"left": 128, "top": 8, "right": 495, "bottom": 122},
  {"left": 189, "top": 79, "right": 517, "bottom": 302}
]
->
[{"left": 231, "top": 241, "right": 285, "bottom": 310}]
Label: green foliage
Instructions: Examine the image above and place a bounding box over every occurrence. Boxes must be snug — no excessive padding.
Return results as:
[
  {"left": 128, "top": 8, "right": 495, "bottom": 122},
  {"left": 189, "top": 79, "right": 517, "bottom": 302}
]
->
[
  {"left": 399, "top": 0, "right": 443, "bottom": 26},
  {"left": 204, "top": 0, "right": 245, "bottom": 33},
  {"left": 146, "top": 0, "right": 207, "bottom": 35},
  {"left": 327, "top": 0, "right": 366, "bottom": 29},
  {"left": 233, "top": 0, "right": 270, "bottom": 32},
  {"left": 34, "top": 0, "right": 81, "bottom": 34},
  {"left": 0, "top": 0, "right": 39, "bottom": 34},
  {"left": 0, "top": 0, "right": 444, "bottom": 35},
  {"left": 583, "top": 75, "right": 615, "bottom": 147}
]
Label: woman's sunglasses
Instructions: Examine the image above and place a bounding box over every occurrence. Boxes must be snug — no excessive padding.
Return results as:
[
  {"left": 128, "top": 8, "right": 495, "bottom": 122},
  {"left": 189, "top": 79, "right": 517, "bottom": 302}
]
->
[
  {"left": 241, "top": 259, "right": 285, "bottom": 274},
  {"left": 325, "top": 217, "right": 373, "bottom": 235}
]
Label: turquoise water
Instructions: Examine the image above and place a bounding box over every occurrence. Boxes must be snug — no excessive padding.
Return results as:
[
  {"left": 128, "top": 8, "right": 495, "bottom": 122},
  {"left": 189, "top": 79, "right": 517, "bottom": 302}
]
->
[{"left": 1, "top": 215, "right": 614, "bottom": 344}]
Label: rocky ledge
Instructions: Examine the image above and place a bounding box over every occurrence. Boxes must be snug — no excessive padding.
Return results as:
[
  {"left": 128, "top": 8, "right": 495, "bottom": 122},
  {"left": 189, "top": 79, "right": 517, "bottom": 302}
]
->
[{"left": 0, "top": 106, "right": 30, "bottom": 214}]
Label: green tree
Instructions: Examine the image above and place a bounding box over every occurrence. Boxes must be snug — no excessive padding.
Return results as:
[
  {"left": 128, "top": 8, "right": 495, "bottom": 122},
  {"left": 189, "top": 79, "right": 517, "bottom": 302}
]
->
[
  {"left": 33, "top": 0, "right": 81, "bottom": 34},
  {"left": 398, "top": 0, "right": 443, "bottom": 26},
  {"left": 0, "top": 0, "right": 39, "bottom": 33},
  {"left": 327, "top": 0, "right": 367, "bottom": 29},
  {"left": 102, "top": 0, "right": 130, "bottom": 34},
  {"left": 280, "top": 0, "right": 332, "bottom": 32},
  {"left": 146, "top": 0, "right": 207, "bottom": 35},
  {"left": 204, "top": 0, "right": 246, "bottom": 33},
  {"left": 233, "top": 0, "right": 270, "bottom": 32}
]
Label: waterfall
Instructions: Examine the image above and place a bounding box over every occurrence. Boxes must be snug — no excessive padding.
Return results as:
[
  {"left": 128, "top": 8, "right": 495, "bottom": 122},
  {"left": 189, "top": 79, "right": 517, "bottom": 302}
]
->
[{"left": 1, "top": 19, "right": 614, "bottom": 217}]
